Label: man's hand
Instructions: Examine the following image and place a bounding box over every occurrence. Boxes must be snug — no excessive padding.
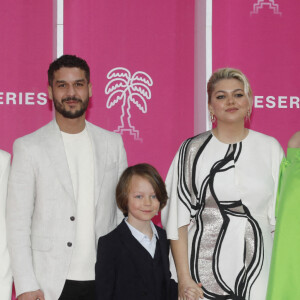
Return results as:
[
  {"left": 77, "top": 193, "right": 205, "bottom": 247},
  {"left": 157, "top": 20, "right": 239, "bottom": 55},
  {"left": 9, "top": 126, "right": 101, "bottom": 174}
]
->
[{"left": 18, "top": 290, "right": 45, "bottom": 300}]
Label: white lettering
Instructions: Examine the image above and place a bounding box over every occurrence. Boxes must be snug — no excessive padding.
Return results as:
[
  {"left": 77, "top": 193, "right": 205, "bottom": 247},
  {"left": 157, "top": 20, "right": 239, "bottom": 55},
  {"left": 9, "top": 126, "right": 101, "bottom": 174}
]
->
[
  {"left": 37, "top": 93, "right": 47, "bottom": 105},
  {"left": 266, "top": 96, "right": 276, "bottom": 108},
  {"left": 278, "top": 96, "right": 287, "bottom": 108},
  {"left": 19, "top": 92, "right": 22, "bottom": 104},
  {"left": 0, "top": 92, "right": 49, "bottom": 105},
  {"left": 25, "top": 93, "right": 35, "bottom": 105},
  {"left": 6, "top": 92, "right": 16, "bottom": 104},
  {"left": 254, "top": 96, "right": 264, "bottom": 108},
  {"left": 290, "top": 96, "right": 300, "bottom": 108}
]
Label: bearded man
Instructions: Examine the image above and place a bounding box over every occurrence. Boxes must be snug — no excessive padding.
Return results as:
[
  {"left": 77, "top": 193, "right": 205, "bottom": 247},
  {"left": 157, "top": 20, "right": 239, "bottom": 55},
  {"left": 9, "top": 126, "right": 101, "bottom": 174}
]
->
[{"left": 7, "top": 55, "right": 127, "bottom": 300}]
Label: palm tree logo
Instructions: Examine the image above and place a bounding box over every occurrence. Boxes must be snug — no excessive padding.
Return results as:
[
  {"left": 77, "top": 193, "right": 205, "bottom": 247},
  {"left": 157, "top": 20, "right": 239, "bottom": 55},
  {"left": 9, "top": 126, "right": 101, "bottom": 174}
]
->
[{"left": 105, "top": 67, "right": 153, "bottom": 142}]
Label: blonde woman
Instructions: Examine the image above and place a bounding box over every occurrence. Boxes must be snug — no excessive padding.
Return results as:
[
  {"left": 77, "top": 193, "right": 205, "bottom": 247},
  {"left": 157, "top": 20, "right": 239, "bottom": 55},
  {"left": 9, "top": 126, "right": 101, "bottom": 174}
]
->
[
  {"left": 0, "top": 150, "right": 12, "bottom": 300},
  {"left": 162, "top": 68, "right": 284, "bottom": 300}
]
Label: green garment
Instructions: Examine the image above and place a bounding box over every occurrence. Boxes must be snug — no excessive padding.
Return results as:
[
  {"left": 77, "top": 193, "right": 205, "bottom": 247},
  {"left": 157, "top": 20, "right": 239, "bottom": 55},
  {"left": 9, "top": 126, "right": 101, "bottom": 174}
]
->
[{"left": 267, "top": 148, "right": 300, "bottom": 299}]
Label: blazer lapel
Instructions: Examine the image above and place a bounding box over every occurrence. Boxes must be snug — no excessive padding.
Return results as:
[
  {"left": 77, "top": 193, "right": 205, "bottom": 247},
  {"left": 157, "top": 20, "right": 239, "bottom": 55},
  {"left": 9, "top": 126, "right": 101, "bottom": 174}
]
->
[
  {"left": 85, "top": 122, "right": 107, "bottom": 205},
  {"left": 43, "top": 120, "right": 75, "bottom": 201}
]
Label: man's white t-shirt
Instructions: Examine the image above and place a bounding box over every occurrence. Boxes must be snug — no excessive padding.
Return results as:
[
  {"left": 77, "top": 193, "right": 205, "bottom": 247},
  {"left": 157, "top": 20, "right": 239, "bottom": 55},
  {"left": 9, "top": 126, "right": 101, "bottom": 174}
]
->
[{"left": 61, "top": 128, "right": 96, "bottom": 280}]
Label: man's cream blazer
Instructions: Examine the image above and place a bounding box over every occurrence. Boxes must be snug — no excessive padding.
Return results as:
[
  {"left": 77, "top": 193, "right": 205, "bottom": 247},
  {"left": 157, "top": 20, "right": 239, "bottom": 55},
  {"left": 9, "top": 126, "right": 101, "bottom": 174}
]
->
[{"left": 7, "top": 120, "right": 127, "bottom": 300}]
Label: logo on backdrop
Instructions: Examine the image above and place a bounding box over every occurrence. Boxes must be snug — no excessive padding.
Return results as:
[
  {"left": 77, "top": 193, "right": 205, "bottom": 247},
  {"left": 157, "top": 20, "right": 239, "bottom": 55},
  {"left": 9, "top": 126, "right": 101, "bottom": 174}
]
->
[
  {"left": 105, "top": 67, "right": 153, "bottom": 142},
  {"left": 250, "top": 0, "right": 282, "bottom": 16}
]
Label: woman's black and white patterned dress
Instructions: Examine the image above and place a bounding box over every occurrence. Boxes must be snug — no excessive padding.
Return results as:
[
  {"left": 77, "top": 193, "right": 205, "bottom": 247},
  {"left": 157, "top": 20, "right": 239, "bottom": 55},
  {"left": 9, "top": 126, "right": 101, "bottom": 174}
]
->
[{"left": 162, "top": 130, "right": 283, "bottom": 300}]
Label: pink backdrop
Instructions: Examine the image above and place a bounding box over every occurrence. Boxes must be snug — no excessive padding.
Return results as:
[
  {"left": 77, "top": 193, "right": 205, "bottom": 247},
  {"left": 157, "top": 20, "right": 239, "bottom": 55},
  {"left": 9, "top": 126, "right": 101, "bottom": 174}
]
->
[
  {"left": 3, "top": 1, "right": 300, "bottom": 299},
  {"left": 0, "top": 1, "right": 53, "bottom": 154},
  {"left": 213, "top": 0, "right": 300, "bottom": 150},
  {"left": 3, "top": 2, "right": 194, "bottom": 299},
  {"left": 64, "top": 0, "right": 195, "bottom": 188},
  {"left": 0, "top": 2, "right": 53, "bottom": 299}
]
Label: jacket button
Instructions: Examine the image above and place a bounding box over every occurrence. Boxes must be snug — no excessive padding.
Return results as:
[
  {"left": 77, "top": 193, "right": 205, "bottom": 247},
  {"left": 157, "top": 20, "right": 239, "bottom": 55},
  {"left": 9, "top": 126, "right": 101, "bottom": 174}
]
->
[
  {"left": 67, "top": 242, "right": 72, "bottom": 247},
  {"left": 70, "top": 216, "right": 75, "bottom": 221}
]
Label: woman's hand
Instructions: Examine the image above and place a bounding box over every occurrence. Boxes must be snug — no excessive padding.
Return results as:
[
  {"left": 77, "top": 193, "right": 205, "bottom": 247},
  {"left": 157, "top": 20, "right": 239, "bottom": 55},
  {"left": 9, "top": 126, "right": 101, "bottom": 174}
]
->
[
  {"left": 178, "top": 276, "right": 204, "bottom": 300},
  {"left": 170, "top": 225, "right": 204, "bottom": 299}
]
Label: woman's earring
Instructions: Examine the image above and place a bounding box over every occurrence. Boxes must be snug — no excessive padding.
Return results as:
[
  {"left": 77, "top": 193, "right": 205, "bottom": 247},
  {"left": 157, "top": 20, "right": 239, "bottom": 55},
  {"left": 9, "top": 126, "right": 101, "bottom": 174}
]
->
[
  {"left": 210, "top": 112, "right": 216, "bottom": 123},
  {"left": 246, "top": 109, "right": 251, "bottom": 121}
]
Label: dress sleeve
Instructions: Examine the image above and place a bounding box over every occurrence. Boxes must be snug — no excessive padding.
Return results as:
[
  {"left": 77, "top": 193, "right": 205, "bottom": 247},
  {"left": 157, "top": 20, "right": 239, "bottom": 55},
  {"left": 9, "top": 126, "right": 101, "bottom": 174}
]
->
[
  {"left": 161, "top": 143, "right": 192, "bottom": 240},
  {"left": 268, "top": 140, "right": 285, "bottom": 226},
  {"left": 275, "top": 148, "right": 300, "bottom": 218}
]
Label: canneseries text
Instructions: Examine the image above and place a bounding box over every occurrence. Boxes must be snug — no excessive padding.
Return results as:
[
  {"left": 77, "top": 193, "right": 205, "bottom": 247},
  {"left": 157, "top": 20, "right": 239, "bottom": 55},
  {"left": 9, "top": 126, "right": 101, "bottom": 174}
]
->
[{"left": 0, "top": 92, "right": 299, "bottom": 109}]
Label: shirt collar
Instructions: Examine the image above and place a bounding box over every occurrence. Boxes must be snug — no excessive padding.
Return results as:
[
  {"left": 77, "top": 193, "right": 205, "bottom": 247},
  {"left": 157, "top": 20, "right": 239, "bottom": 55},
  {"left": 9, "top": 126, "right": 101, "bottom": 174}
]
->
[{"left": 125, "top": 218, "right": 159, "bottom": 242}]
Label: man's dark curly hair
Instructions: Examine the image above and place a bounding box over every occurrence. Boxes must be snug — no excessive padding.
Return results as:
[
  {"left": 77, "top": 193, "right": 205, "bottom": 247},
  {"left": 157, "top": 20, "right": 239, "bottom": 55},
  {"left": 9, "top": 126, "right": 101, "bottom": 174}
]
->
[{"left": 48, "top": 54, "right": 90, "bottom": 86}]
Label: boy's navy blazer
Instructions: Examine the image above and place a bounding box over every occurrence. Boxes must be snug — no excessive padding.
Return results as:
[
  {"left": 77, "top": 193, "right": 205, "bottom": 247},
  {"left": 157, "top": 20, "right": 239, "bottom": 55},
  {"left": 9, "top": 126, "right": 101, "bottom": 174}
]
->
[{"left": 95, "top": 219, "right": 177, "bottom": 300}]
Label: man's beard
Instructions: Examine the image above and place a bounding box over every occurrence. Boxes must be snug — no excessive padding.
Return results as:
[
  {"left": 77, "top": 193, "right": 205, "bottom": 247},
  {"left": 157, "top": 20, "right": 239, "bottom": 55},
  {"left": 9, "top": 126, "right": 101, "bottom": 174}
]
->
[{"left": 53, "top": 96, "right": 89, "bottom": 119}]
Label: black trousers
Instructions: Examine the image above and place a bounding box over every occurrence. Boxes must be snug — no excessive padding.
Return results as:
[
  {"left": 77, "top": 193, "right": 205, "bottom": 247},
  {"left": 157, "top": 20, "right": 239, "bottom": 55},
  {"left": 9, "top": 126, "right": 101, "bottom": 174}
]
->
[{"left": 58, "top": 280, "right": 96, "bottom": 300}]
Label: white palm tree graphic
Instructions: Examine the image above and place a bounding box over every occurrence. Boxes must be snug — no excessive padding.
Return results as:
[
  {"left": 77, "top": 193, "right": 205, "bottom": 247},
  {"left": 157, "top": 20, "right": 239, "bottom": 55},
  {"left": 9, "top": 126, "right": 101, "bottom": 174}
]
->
[{"left": 105, "top": 67, "right": 153, "bottom": 141}]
